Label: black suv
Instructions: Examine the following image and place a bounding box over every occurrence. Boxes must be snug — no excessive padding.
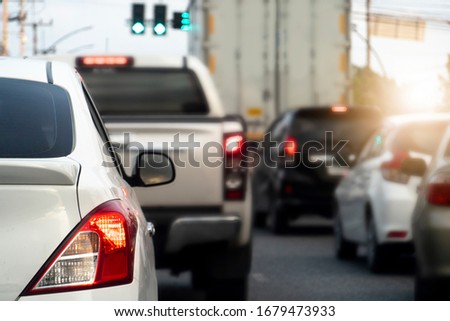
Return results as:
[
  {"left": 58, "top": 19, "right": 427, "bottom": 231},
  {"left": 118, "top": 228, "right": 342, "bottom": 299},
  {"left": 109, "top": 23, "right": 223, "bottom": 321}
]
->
[{"left": 252, "top": 106, "right": 382, "bottom": 233}]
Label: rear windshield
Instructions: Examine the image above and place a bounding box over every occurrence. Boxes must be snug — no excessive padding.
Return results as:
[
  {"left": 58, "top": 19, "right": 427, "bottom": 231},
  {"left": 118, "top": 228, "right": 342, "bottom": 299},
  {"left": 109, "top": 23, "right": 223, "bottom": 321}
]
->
[
  {"left": 292, "top": 109, "right": 382, "bottom": 154},
  {"left": 392, "top": 121, "right": 448, "bottom": 155},
  {"left": 0, "top": 78, "right": 73, "bottom": 158},
  {"left": 79, "top": 68, "right": 209, "bottom": 116}
]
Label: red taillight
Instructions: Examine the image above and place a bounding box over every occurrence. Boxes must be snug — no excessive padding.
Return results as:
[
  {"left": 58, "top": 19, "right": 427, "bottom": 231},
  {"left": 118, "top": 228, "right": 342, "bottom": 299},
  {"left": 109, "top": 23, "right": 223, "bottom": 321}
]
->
[
  {"left": 381, "top": 150, "right": 410, "bottom": 183},
  {"left": 426, "top": 173, "right": 450, "bottom": 206},
  {"left": 225, "top": 134, "right": 244, "bottom": 155},
  {"left": 387, "top": 231, "right": 408, "bottom": 239},
  {"left": 76, "top": 56, "right": 133, "bottom": 68},
  {"left": 224, "top": 133, "right": 246, "bottom": 201},
  {"left": 21, "top": 200, "right": 137, "bottom": 296},
  {"left": 284, "top": 136, "right": 298, "bottom": 156}
]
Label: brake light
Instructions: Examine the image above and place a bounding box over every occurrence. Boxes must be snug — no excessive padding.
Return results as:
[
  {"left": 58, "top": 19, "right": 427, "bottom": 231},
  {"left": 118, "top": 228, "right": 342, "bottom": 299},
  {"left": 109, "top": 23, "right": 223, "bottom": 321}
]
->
[
  {"left": 225, "top": 134, "right": 244, "bottom": 155},
  {"left": 21, "top": 200, "right": 137, "bottom": 296},
  {"left": 381, "top": 150, "right": 410, "bottom": 183},
  {"left": 387, "top": 231, "right": 408, "bottom": 239},
  {"left": 76, "top": 56, "right": 133, "bottom": 68},
  {"left": 426, "top": 173, "right": 450, "bottom": 206},
  {"left": 224, "top": 133, "right": 246, "bottom": 201},
  {"left": 284, "top": 136, "right": 298, "bottom": 156},
  {"left": 331, "top": 105, "right": 348, "bottom": 113}
]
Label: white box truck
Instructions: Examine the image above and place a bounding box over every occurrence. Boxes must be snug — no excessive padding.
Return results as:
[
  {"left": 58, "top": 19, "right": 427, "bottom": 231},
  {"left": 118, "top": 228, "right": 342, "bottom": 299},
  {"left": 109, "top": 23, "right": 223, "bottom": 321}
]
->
[{"left": 189, "top": 0, "right": 351, "bottom": 138}]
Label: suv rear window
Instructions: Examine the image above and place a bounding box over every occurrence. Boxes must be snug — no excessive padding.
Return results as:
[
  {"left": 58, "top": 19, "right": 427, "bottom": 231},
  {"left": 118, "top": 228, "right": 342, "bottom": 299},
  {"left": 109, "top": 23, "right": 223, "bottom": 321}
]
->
[
  {"left": 292, "top": 108, "right": 382, "bottom": 154},
  {"left": 79, "top": 69, "right": 209, "bottom": 116},
  {"left": 0, "top": 78, "right": 73, "bottom": 158}
]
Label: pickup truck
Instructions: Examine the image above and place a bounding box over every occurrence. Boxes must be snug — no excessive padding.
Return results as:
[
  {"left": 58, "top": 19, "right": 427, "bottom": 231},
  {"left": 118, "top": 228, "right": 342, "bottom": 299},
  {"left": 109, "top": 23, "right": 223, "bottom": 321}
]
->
[{"left": 49, "top": 55, "right": 253, "bottom": 300}]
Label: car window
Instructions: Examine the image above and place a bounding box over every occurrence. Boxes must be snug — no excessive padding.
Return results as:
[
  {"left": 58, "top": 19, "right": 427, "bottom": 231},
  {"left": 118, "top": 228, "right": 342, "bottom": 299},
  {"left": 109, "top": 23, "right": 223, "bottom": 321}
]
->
[
  {"left": 0, "top": 78, "right": 73, "bottom": 158},
  {"left": 358, "top": 131, "right": 385, "bottom": 163},
  {"left": 269, "top": 115, "right": 288, "bottom": 141},
  {"left": 291, "top": 108, "right": 382, "bottom": 157},
  {"left": 82, "top": 83, "right": 123, "bottom": 175},
  {"left": 78, "top": 68, "right": 208, "bottom": 116},
  {"left": 392, "top": 121, "right": 448, "bottom": 156}
]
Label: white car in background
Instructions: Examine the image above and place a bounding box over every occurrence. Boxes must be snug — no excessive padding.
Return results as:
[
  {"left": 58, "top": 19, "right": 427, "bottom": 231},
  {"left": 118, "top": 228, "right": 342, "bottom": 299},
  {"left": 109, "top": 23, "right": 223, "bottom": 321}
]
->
[
  {"left": 412, "top": 124, "right": 450, "bottom": 300},
  {"left": 0, "top": 58, "right": 174, "bottom": 300},
  {"left": 334, "top": 114, "right": 450, "bottom": 272}
]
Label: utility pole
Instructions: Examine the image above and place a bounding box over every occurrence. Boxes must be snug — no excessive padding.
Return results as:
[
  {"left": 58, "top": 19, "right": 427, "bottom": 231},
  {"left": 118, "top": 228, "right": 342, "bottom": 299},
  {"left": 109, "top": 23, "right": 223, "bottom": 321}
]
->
[
  {"left": 19, "top": 0, "right": 25, "bottom": 56},
  {"left": 366, "top": 0, "right": 371, "bottom": 69},
  {"left": 274, "top": 0, "right": 281, "bottom": 117},
  {"left": 26, "top": 19, "right": 53, "bottom": 55},
  {"left": 2, "top": 0, "right": 8, "bottom": 56}
]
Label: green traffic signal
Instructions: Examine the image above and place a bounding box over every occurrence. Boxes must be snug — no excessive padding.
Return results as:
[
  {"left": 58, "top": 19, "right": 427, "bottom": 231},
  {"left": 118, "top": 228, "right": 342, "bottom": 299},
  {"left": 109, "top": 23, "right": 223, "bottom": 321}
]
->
[
  {"left": 173, "top": 11, "right": 191, "bottom": 31},
  {"left": 154, "top": 5, "right": 167, "bottom": 36},
  {"left": 131, "top": 4, "right": 145, "bottom": 35}
]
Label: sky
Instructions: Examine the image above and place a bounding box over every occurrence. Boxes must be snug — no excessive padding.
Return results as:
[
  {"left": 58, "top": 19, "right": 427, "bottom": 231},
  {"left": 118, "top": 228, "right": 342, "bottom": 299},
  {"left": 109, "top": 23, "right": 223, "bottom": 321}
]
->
[
  {"left": 2, "top": 0, "right": 190, "bottom": 56},
  {"left": 351, "top": 0, "right": 450, "bottom": 111},
  {"left": 1, "top": 0, "right": 450, "bottom": 110}
]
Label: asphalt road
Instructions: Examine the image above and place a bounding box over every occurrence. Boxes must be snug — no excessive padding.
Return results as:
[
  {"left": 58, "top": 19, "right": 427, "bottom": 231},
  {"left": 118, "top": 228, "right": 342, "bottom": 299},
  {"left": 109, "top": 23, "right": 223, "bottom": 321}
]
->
[{"left": 157, "top": 216, "right": 414, "bottom": 301}]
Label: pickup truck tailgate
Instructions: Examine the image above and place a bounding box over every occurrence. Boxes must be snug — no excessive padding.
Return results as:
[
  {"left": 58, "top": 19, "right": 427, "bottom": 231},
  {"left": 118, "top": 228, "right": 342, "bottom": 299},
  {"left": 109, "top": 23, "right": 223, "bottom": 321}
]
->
[{"left": 106, "top": 120, "right": 224, "bottom": 207}]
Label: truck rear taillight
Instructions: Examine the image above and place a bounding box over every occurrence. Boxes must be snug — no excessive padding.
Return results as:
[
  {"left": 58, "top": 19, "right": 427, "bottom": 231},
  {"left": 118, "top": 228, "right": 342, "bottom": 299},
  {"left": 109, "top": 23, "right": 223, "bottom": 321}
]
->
[
  {"left": 426, "top": 173, "right": 450, "bottom": 206},
  {"left": 381, "top": 150, "right": 410, "bottom": 184},
  {"left": 76, "top": 56, "right": 134, "bottom": 68},
  {"left": 224, "top": 133, "right": 246, "bottom": 201},
  {"left": 331, "top": 105, "right": 348, "bottom": 113},
  {"left": 21, "top": 200, "right": 137, "bottom": 296}
]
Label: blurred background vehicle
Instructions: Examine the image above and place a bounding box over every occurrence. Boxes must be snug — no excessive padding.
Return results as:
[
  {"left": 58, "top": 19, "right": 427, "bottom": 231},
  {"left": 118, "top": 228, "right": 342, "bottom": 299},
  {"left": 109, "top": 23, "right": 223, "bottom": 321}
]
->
[
  {"left": 189, "top": 0, "right": 351, "bottom": 139},
  {"left": 334, "top": 114, "right": 450, "bottom": 273},
  {"left": 412, "top": 124, "right": 450, "bottom": 300},
  {"left": 252, "top": 105, "right": 382, "bottom": 234},
  {"left": 0, "top": 57, "right": 174, "bottom": 300},
  {"left": 48, "top": 54, "right": 253, "bottom": 300}
]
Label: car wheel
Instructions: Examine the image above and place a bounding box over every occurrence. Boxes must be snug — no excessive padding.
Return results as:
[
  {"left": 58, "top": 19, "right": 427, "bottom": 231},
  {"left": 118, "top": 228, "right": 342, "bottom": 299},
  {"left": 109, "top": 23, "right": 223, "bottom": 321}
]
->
[
  {"left": 191, "top": 270, "right": 207, "bottom": 290},
  {"left": 415, "top": 274, "right": 448, "bottom": 300},
  {"left": 334, "top": 212, "right": 357, "bottom": 260},
  {"left": 367, "top": 217, "right": 387, "bottom": 273},
  {"left": 205, "top": 276, "right": 248, "bottom": 301},
  {"left": 252, "top": 175, "right": 268, "bottom": 228},
  {"left": 267, "top": 200, "right": 288, "bottom": 234}
]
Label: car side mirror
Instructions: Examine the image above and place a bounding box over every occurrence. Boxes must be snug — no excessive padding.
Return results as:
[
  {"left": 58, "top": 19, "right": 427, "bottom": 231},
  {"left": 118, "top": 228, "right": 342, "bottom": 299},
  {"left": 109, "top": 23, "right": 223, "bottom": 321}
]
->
[
  {"left": 400, "top": 157, "right": 427, "bottom": 177},
  {"left": 129, "top": 152, "right": 175, "bottom": 187}
]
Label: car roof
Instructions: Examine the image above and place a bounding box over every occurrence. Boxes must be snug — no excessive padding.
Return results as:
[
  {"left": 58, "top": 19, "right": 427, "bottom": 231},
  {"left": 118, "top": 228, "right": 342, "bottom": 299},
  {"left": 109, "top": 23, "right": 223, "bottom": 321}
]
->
[
  {"left": 0, "top": 57, "right": 50, "bottom": 83},
  {"left": 385, "top": 113, "right": 450, "bottom": 127},
  {"left": 41, "top": 54, "right": 203, "bottom": 69}
]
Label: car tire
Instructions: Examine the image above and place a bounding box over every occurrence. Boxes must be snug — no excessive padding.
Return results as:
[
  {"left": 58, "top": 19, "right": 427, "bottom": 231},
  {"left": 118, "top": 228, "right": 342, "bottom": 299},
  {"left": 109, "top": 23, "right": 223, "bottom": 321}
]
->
[
  {"left": 415, "top": 274, "right": 448, "bottom": 301},
  {"left": 191, "top": 270, "right": 207, "bottom": 290},
  {"left": 367, "top": 217, "right": 387, "bottom": 273},
  {"left": 254, "top": 212, "right": 267, "bottom": 228},
  {"left": 205, "top": 276, "right": 248, "bottom": 301},
  {"left": 267, "top": 200, "right": 288, "bottom": 234},
  {"left": 334, "top": 213, "right": 357, "bottom": 260},
  {"left": 252, "top": 175, "right": 268, "bottom": 228}
]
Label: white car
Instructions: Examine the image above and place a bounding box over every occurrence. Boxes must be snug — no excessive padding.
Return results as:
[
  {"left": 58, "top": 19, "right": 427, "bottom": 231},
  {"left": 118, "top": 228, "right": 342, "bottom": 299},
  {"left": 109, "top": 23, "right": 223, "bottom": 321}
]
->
[
  {"left": 411, "top": 124, "right": 450, "bottom": 300},
  {"left": 45, "top": 54, "right": 253, "bottom": 300},
  {"left": 334, "top": 114, "right": 450, "bottom": 272},
  {"left": 0, "top": 58, "right": 174, "bottom": 300}
]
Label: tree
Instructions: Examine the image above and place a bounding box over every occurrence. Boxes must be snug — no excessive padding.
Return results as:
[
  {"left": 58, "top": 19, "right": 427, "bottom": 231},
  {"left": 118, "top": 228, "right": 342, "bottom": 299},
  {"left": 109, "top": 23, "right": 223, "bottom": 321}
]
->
[{"left": 351, "top": 66, "right": 402, "bottom": 114}]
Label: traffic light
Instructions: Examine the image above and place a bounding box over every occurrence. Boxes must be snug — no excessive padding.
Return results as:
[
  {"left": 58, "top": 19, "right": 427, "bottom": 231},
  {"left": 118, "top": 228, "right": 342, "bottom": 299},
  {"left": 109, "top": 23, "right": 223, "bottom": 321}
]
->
[
  {"left": 153, "top": 5, "right": 167, "bottom": 36},
  {"left": 131, "top": 4, "right": 145, "bottom": 35},
  {"left": 173, "top": 12, "right": 191, "bottom": 31}
]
